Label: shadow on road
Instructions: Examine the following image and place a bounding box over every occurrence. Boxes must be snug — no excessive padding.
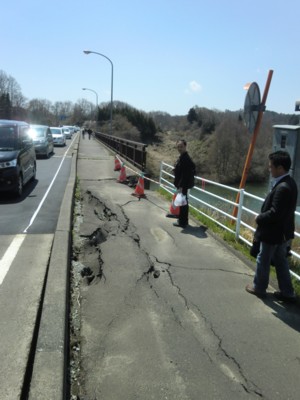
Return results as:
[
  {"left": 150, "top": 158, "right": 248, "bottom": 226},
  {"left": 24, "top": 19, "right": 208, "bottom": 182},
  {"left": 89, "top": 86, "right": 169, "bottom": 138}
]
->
[
  {"left": 260, "top": 296, "right": 300, "bottom": 333},
  {"left": 181, "top": 225, "right": 208, "bottom": 238},
  {"left": 0, "top": 179, "right": 38, "bottom": 204}
]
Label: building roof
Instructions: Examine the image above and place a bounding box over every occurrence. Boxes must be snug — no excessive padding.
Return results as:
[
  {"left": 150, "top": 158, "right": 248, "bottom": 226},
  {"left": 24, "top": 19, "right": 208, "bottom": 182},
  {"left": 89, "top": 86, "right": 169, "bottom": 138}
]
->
[{"left": 273, "top": 125, "right": 300, "bottom": 130}]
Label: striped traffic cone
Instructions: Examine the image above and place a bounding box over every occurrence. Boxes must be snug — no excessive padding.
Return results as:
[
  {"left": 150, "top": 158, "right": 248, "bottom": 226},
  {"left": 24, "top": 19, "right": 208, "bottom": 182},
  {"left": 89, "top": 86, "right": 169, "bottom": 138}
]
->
[
  {"left": 114, "top": 156, "right": 122, "bottom": 171},
  {"left": 131, "top": 175, "right": 146, "bottom": 199},
  {"left": 166, "top": 192, "right": 180, "bottom": 218},
  {"left": 117, "top": 164, "right": 127, "bottom": 183}
]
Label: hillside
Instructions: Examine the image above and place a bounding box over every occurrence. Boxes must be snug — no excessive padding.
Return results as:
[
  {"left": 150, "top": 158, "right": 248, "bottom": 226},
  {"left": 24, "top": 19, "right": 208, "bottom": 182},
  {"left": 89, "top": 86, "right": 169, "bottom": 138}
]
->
[{"left": 145, "top": 108, "right": 299, "bottom": 183}]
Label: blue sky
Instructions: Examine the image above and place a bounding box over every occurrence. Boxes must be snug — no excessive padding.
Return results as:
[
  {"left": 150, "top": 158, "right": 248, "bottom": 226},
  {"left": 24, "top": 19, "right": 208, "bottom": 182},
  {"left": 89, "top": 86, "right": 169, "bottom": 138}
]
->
[{"left": 2, "top": 0, "right": 299, "bottom": 115}]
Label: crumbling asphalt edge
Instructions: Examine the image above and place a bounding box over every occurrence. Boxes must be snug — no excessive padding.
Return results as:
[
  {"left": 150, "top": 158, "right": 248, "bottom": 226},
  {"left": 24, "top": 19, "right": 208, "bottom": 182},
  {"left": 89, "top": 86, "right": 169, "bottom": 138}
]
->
[{"left": 28, "top": 136, "right": 79, "bottom": 400}]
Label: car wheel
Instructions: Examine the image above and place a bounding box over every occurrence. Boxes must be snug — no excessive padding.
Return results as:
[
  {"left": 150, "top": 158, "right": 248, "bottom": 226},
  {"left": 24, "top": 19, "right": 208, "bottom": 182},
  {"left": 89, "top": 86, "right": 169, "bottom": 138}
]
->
[{"left": 15, "top": 174, "right": 23, "bottom": 197}]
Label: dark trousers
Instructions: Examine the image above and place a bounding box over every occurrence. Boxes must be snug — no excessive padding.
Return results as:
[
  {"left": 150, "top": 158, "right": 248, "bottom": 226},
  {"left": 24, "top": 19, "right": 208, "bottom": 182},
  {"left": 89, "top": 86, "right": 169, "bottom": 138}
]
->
[{"left": 179, "top": 189, "right": 189, "bottom": 225}]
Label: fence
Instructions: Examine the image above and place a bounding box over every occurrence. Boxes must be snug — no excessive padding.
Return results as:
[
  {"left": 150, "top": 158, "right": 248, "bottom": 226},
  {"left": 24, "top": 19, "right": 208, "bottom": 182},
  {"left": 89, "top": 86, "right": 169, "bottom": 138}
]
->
[
  {"left": 95, "top": 131, "right": 147, "bottom": 171},
  {"left": 159, "top": 161, "right": 300, "bottom": 281}
]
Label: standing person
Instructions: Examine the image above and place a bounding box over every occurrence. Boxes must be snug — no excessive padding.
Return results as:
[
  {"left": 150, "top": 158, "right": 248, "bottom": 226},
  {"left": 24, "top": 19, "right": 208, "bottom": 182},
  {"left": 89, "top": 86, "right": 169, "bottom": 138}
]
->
[
  {"left": 246, "top": 150, "right": 297, "bottom": 302},
  {"left": 88, "top": 128, "right": 93, "bottom": 140},
  {"left": 82, "top": 128, "right": 86, "bottom": 139},
  {"left": 173, "top": 139, "right": 196, "bottom": 228}
]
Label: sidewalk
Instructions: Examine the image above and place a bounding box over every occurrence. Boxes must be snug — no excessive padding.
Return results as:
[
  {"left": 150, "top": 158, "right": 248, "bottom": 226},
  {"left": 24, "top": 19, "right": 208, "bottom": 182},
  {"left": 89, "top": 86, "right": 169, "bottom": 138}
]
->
[{"left": 74, "top": 135, "right": 300, "bottom": 400}]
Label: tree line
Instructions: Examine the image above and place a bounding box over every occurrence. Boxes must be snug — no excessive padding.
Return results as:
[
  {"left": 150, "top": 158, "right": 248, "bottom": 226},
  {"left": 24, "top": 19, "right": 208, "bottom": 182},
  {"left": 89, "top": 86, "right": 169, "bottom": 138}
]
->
[
  {"left": 147, "top": 107, "right": 299, "bottom": 183},
  {"left": 0, "top": 69, "right": 98, "bottom": 126},
  {"left": 0, "top": 70, "right": 158, "bottom": 143},
  {"left": 1, "top": 69, "right": 298, "bottom": 183}
]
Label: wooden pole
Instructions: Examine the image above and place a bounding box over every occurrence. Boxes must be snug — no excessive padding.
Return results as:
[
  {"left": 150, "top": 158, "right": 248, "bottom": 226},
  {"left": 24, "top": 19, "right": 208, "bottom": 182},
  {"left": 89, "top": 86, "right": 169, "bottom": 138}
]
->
[{"left": 232, "top": 69, "right": 274, "bottom": 220}]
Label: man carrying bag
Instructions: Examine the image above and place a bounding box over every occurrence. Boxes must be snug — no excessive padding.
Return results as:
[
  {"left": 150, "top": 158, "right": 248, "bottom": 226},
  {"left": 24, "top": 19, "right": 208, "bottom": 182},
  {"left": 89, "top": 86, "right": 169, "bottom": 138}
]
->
[{"left": 173, "top": 139, "right": 196, "bottom": 228}]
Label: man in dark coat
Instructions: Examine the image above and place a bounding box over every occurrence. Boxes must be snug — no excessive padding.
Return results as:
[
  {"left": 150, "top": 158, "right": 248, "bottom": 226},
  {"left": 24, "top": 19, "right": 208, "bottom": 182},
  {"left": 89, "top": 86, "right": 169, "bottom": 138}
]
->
[
  {"left": 246, "top": 150, "right": 297, "bottom": 302},
  {"left": 173, "top": 139, "right": 196, "bottom": 228}
]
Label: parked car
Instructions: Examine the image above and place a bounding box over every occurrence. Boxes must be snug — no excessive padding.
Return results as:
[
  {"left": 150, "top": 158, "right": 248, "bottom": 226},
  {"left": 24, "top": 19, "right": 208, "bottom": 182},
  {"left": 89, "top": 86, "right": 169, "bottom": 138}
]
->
[
  {"left": 62, "top": 127, "right": 72, "bottom": 139},
  {"left": 29, "top": 124, "right": 54, "bottom": 158},
  {"left": 0, "top": 120, "right": 36, "bottom": 196},
  {"left": 50, "top": 127, "right": 66, "bottom": 146}
]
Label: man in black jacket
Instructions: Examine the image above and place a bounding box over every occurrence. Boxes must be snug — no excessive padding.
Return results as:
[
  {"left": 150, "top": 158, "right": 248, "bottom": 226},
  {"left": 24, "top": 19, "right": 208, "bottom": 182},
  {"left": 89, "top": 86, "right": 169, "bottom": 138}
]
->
[
  {"left": 173, "top": 140, "right": 196, "bottom": 228},
  {"left": 246, "top": 150, "right": 297, "bottom": 302}
]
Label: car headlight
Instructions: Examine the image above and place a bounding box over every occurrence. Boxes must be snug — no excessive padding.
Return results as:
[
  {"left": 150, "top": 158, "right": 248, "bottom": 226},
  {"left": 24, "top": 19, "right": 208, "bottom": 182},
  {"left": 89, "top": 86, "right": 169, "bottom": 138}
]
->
[{"left": 0, "top": 159, "right": 17, "bottom": 168}]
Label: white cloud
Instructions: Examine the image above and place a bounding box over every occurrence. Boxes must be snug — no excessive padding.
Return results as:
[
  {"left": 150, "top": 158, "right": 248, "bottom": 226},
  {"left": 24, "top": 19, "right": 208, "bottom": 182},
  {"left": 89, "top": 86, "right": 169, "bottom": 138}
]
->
[{"left": 186, "top": 80, "right": 202, "bottom": 94}]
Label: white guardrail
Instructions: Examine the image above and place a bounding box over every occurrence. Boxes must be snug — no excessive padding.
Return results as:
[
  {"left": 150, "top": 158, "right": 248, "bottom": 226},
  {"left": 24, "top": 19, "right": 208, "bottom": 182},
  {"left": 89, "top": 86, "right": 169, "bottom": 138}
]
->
[{"left": 159, "top": 161, "right": 300, "bottom": 281}]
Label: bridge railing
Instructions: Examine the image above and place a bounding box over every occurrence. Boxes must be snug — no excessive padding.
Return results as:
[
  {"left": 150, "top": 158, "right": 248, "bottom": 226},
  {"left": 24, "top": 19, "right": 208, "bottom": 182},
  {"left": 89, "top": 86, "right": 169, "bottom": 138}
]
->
[
  {"left": 95, "top": 131, "right": 147, "bottom": 171},
  {"left": 159, "top": 161, "right": 300, "bottom": 281}
]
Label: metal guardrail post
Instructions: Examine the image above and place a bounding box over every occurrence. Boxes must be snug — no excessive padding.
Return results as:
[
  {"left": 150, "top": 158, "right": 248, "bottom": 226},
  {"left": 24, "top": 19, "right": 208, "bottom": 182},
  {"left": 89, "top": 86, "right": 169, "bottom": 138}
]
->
[
  {"left": 235, "top": 189, "right": 244, "bottom": 240},
  {"left": 159, "top": 161, "right": 163, "bottom": 186}
]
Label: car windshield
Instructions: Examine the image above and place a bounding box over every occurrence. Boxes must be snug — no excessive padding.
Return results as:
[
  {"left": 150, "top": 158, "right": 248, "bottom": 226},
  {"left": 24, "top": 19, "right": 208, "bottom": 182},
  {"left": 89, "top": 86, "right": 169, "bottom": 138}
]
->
[
  {"left": 29, "top": 127, "right": 45, "bottom": 139},
  {"left": 0, "top": 126, "right": 18, "bottom": 150},
  {"left": 51, "top": 129, "right": 62, "bottom": 135}
]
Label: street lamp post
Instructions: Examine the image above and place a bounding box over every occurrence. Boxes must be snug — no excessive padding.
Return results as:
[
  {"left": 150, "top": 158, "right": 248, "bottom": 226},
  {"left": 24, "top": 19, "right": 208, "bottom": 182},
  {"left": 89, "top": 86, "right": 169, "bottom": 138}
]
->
[
  {"left": 82, "top": 87, "right": 99, "bottom": 121},
  {"left": 83, "top": 50, "right": 113, "bottom": 134}
]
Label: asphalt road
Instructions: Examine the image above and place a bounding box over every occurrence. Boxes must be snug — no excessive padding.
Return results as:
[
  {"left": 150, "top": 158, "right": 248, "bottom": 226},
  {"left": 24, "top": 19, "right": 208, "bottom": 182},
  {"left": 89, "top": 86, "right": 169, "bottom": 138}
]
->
[
  {"left": 0, "top": 134, "right": 77, "bottom": 400},
  {"left": 0, "top": 140, "right": 73, "bottom": 235},
  {"left": 74, "top": 137, "right": 300, "bottom": 400}
]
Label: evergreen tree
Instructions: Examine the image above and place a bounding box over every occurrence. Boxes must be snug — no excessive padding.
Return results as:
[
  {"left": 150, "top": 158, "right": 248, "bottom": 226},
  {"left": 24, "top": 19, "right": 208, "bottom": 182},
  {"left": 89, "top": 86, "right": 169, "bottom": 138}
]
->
[
  {"left": 0, "top": 93, "right": 12, "bottom": 119},
  {"left": 187, "top": 107, "right": 198, "bottom": 124}
]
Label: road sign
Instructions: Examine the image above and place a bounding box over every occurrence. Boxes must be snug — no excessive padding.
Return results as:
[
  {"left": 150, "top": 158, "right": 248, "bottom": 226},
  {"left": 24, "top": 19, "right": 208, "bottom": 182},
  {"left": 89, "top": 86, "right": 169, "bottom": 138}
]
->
[{"left": 243, "top": 82, "right": 264, "bottom": 134}]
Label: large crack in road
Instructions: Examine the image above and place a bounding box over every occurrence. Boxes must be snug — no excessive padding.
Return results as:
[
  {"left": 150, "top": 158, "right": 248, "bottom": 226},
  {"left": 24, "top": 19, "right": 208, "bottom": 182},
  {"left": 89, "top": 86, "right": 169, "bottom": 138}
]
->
[{"left": 70, "top": 188, "right": 265, "bottom": 399}]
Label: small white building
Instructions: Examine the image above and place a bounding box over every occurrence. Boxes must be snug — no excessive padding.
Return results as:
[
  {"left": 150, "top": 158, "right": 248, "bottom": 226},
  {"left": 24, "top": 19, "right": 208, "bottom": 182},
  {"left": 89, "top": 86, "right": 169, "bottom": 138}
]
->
[{"left": 273, "top": 124, "right": 300, "bottom": 205}]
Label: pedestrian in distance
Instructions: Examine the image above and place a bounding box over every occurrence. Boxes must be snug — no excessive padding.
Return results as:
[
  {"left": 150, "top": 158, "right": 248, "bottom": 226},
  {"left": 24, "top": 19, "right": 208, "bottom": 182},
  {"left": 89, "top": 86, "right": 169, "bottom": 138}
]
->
[
  {"left": 173, "top": 139, "right": 196, "bottom": 228},
  {"left": 246, "top": 150, "right": 298, "bottom": 303},
  {"left": 82, "top": 129, "right": 86, "bottom": 139},
  {"left": 87, "top": 128, "right": 93, "bottom": 140}
]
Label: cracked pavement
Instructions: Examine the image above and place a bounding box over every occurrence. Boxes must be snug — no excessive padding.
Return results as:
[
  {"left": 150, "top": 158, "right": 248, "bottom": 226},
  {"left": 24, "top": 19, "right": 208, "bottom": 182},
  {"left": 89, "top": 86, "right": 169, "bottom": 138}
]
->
[{"left": 71, "top": 137, "right": 300, "bottom": 400}]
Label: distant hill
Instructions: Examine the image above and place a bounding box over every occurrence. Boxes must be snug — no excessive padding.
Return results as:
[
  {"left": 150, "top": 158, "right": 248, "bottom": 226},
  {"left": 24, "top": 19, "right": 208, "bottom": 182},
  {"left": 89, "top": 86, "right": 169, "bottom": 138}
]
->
[{"left": 143, "top": 107, "right": 300, "bottom": 183}]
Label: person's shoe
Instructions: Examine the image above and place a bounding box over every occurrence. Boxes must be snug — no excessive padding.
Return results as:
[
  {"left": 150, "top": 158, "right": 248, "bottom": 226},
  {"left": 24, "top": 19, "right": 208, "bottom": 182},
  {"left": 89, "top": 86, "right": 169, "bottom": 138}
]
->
[
  {"left": 273, "top": 291, "right": 297, "bottom": 303},
  {"left": 165, "top": 213, "right": 177, "bottom": 218},
  {"left": 173, "top": 222, "right": 187, "bottom": 228},
  {"left": 245, "top": 284, "right": 266, "bottom": 298}
]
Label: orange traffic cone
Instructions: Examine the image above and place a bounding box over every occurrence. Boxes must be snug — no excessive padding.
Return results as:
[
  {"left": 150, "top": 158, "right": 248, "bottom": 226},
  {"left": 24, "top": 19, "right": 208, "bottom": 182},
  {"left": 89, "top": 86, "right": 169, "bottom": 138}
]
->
[
  {"left": 117, "top": 164, "right": 127, "bottom": 183},
  {"left": 166, "top": 192, "right": 180, "bottom": 218},
  {"left": 132, "top": 175, "right": 146, "bottom": 199},
  {"left": 114, "top": 156, "right": 121, "bottom": 171}
]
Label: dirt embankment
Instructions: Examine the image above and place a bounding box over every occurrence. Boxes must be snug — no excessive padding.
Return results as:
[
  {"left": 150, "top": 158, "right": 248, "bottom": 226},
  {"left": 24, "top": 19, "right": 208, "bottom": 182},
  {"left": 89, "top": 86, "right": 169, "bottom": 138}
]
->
[{"left": 146, "top": 137, "right": 179, "bottom": 179}]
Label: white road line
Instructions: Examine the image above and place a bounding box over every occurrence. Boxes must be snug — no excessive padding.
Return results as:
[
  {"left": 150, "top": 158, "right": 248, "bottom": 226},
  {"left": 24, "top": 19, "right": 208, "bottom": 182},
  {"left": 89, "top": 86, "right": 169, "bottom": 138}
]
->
[
  {"left": 23, "top": 135, "right": 76, "bottom": 233},
  {"left": 0, "top": 135, "right": 77, "bottom": 286},
  {"left": 0, "top": 234, "right": 26, "bottom": 285}
]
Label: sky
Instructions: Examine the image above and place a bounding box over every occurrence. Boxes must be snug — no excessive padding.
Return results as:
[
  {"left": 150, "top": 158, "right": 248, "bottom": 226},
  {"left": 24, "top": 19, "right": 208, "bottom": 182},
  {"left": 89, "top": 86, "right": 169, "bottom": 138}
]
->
[{"left": 1, "top": 0, "right": 300, "bottom": 116}]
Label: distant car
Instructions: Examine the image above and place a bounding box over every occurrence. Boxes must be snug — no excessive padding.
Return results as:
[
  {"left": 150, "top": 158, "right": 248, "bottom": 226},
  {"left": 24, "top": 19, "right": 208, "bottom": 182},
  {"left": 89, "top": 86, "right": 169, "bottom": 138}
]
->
[
  {"left": 0, "top": 120, "right": 36, "bottom": 196},
  {"left": 62, "top": 128, "right": 72, "bottom": 139},
  {"left": 50, "top": 127, "right": 66, "bottom": 146},
  {"left": 62, "top": 125, "right": 75, "bottom": 137},
  {"left": 29, "top": 124, "right": 54, "bottom": 158}
]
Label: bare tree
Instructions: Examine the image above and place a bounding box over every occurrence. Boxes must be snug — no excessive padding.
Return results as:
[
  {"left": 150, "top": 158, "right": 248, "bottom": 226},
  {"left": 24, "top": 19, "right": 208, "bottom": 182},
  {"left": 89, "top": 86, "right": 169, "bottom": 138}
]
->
[
  {"left": 209, "top": 117, "right": 249, "bottom": 183},
  {"left": 0, "top": 70, "right": 25, "bottom": 108},
  {"left": 27, "top": 98, "right": 53, "bottom": 125}
]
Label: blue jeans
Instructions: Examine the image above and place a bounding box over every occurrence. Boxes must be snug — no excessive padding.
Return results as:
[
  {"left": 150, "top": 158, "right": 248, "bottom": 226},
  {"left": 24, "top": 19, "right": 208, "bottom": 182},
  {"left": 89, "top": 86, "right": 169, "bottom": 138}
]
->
[{"left": 254, "top": 241, "right": 295, "bottom": 296}]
